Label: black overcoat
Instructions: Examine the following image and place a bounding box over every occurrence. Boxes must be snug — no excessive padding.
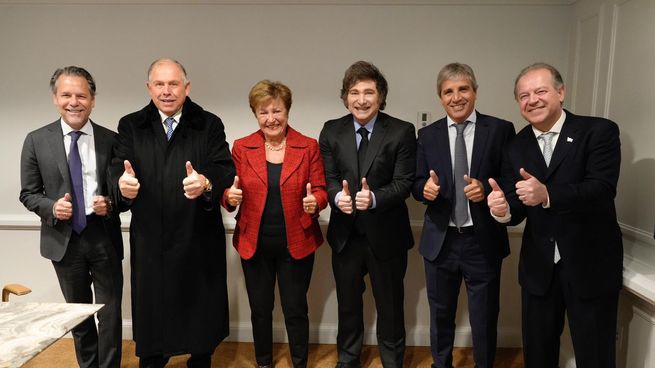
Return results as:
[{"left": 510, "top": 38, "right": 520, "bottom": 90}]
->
[{"left": 112, "top": 98, "right": 235, "bottom": 356}]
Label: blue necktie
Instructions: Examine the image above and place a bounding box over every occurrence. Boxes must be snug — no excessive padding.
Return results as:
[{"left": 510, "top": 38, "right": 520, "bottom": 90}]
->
[
  {"left": 69, "top": 131, "right": 87, "bottom": 234},
  {"left": 165, "top": 117, "right": 175, "bottom": 140}
]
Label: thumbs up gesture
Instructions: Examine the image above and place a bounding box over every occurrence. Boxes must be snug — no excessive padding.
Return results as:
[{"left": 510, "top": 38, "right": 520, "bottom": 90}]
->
[
  {"left": 337, "top": 179, "right": 353, "bottom": 214},
  {"left": 487, "top": 178, "right": 508, "bottom": 217},
  {"left": 226, "top": 176, "right": 243, "bottom": 207},
  {"left": 515, "top": 168, "right": 548, "bottom": 206},
  {"left": 53, "top": 193, "right": 74, "bottom": 220},
  {"left": 182, "top": 161, "right": 208, "bottom": 199},
  {"left": 423, "top": 170, "right": 440, "bottom": 201},
  {"left": 463, "top": 174, "right": 485, "bottom": 203},
  {"left": 355, "top": 177, "right": 372, "bottom": 211},
  {"left": 303, "top": 183, "right": 318, "bottom": 214},
  {"left": 119, "top": 160, "right": 140, "bottom": 199}
]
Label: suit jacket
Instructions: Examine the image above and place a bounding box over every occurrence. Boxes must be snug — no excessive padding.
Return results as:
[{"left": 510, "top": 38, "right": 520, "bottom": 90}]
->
[
  {"left": 19, "top": 120, "right": 123, "bottom": 262},
  {"left": 412, "top": 112, "right": 515, "bottom": 262},
  {"left": 223, "top": 126, "right": 328, "bottom": 260},
  {"left": 503, "top": 110, "right": 623, "bottom": 298},
  {"left": 319, "top": 112, "right": 416, "bottom": 260},
  {"left": 111, "top": 98, "right": 235, "bottom": 356}
]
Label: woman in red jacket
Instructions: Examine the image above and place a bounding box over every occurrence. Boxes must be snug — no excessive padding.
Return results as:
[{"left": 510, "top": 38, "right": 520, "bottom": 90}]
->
[{"left": 222, "top": 80, "right": 328, "bottom": 368}]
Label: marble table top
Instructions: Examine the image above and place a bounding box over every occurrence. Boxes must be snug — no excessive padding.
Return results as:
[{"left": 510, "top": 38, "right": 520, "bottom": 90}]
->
[{"left": 0, "top": 302, "right": 103, "bottom": 368}]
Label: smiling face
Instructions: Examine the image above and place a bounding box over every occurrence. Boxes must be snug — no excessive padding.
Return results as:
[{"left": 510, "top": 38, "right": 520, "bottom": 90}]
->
[
  {"left": 515, "top": 68, "right": 565, "bottom": 132},
  {"left": 439, "top": 78, "right": 477, "bottom": 123},
  {"left": 147, "top": 60, "right": 190, "bottom": 116},
  {"left": 346, "top": 79, "right": 380, "bottom": 125},
  {"left": 256, "top": 97, "right": 288, "bottom": 141},
  {"left": 52, "top": 75, "right": 95, "bottom": 130}
]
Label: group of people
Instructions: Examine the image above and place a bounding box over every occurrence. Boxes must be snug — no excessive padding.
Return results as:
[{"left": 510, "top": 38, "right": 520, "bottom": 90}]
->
[{"left": 19, "top": 57, "right": 622, "bottom": 368}]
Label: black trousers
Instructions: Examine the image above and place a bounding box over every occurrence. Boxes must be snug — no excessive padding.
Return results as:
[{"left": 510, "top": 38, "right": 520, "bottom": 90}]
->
[
  {"left": 52, "top": 215, "right": 123, "bottom": 368},
  {"left": 241, "top": 233, "right": 315, "bottom": 368},
  {"left": 423, "top": 229, "right": 501, "bottom": 368},
  {"left": 332, "top": 233, "right": 407, "bottom": 368},
  {"left": 522, "top": 263, "right": 619, "bottom": 368}
]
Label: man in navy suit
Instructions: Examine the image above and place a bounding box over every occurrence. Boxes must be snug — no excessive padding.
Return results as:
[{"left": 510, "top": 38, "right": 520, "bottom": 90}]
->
[
  {"left": 487, "top": 63, "right": 622, "bottom": 367},
  {"left": 413, "top": 63, "right": 515, "bottom": 368},
  {"left": 20, "top": 66, "right": 123, "bottom": 368},
  {"left": 319, "top": 61, "right": 416, "bottom": 368}
]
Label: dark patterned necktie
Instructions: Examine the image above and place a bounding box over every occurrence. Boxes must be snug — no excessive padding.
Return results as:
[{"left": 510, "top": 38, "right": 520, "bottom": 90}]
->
[
  {"left": 357, "top": 127, "right": 369, "bottom": 179},
  {"left": 165, "top": 117, "right": 176, "bottom": 140},
  {"left": 69, "top": 131, "right": 87, "bottom": 234}
]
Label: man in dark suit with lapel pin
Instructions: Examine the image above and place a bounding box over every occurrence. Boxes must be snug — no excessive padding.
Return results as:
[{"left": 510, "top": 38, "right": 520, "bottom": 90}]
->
[
  {"left": 319, "top": 61, "right": 416, "bottom": 368},
  {"left": 20, "top": 66, "right": 123, "bottom": 368},
  {"left": 487, "top": 63, "right": 622, "bottom": 367},
  {"left": 412, "top": 63, "right": 515, "bottom": 368}
]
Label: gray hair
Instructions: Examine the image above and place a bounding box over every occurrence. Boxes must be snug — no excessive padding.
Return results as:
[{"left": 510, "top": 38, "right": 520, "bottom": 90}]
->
[{"left": 436, "top": 62, "right": 478, "bottom": 97}]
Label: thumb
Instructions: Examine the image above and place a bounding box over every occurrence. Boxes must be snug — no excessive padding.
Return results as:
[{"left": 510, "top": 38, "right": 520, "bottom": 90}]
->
[
  {"left": 186, "top": 161, "right": 194, "bottom": 176},
  {"left": 306, "top": 182, "right": 312, "bottom": 197},
  {"left": 429, "top": 170, "right": 439, "bottom": 184},
  {"left": 64, "top": 193, "right": 72, "bottom": 202},
  {"left": 361, "top": 177, "right": 369, "bottom": 191},
  {"left": 464, "top": 174, "right": 473, "bottom": 184},
  {"left": 488, "top": 178, "right": 501, "bottom": 192},
  {"left": 519, "top": 168, "right": 533, "bottom": 180},
  {"left": 232, "top": 176, "right": 240, "bottom": 189},
  {"left": 124, "top": 160, "right": 135, "bottom": 176},
  {"left": 342, "top": 179, "right": 350, "bottom": 195}
]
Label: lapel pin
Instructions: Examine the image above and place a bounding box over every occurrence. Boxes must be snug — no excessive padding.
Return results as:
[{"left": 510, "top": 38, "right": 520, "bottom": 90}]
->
[{"left": 566, "top": 137, "right": 573, "bottom": 143}]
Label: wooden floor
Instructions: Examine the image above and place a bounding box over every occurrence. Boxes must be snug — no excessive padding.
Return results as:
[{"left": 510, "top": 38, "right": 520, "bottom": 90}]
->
[{"left": 24, "top": 339, "right": 524, "bottom": 367}]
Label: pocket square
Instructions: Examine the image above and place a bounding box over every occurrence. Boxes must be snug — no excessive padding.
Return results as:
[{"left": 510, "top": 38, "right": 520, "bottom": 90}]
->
[{"left": 566, "top": 137, "right": 573, "bottom": 142}]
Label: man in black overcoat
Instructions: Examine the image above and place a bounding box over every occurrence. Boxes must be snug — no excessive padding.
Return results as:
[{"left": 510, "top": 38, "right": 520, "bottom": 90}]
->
[{"left": 112, "top": 58, "right": 235, "bottom": 368}]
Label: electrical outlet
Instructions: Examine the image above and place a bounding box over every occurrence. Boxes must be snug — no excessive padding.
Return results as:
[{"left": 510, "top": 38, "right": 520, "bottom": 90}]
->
[{"left": 417, "top": 111, "right": 431, "bottom": 129}]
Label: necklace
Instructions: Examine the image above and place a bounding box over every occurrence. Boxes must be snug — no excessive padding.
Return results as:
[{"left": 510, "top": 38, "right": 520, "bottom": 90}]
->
[{"left": 265, "top": 138, "right": 286, "bottom": 151}]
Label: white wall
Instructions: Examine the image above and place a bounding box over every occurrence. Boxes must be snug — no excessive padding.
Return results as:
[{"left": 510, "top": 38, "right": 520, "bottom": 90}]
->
[
  {"left": 0, "top": 0, "right": 575, "bottom": 349},
  {"left": 568, "top": 0, "right": 655, "bottom": 366}
]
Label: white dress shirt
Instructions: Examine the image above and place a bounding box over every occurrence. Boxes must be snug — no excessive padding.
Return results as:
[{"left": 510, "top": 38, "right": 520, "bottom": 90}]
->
[{"left": 61, "top": 119, "right": 97, "bottom": 216}]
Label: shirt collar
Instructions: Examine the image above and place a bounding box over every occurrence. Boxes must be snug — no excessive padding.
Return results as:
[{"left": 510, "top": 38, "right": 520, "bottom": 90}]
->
[
  {"left": 353, "top": 113, "right": 378, "bottom": 133},
  {"left": 532, "top": 110, "right": 566, "bottom": 138},
  {"left": 158, "top": 109, "right": 183, "bottom": 123},
  {"left": 60, "top": 118, "right": 93, "bottom": 136},
  {"left": 447, "top": 110, "right": 477, "bottom": 127}
]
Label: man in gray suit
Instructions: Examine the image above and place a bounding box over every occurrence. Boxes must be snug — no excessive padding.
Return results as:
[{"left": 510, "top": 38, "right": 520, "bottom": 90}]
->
[{"left": 20, "top": 66, "right": 123, "bottom": 368}]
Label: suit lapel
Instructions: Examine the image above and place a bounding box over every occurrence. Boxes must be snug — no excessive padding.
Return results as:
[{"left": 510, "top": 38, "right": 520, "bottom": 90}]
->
[
  {"left": 360, "top": 114, "right": 388, "bottom": 178},
  {"left": 339, "top": 117, "right": 359, "bottom": 182},
  {"left": 280, "top": 129, "right": 305, "bottom": 186},
  {"left": 93, "top": 122, "right": 108, "bottom": 194},
  {"left": 519, "top": 129, "right": 548, "bottom": 179},
  {"left": 245, "top": 145, "right": 268, "bottom": 186},
  {"left": 546, "top": 117, "right": 578, "bottom": 179},
  {"left": 46, "top": 122, "right": 71, "bottom": 189},
  {"left": 470, "top": 116, "right": 489, "bottom": 179},
  {"left": 430, "top": 119, "right": 453, "bottom": 199}
]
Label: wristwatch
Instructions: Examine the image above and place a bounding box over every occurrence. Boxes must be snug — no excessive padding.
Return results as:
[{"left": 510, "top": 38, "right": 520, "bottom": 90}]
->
[{"left": 204, "top": 177, "right": 213, "bottom": 192}]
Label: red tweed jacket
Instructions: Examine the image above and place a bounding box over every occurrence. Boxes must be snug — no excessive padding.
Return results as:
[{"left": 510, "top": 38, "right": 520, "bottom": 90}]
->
[{"left": 222, "top": 126, "right": 328, "bottom": 260}]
